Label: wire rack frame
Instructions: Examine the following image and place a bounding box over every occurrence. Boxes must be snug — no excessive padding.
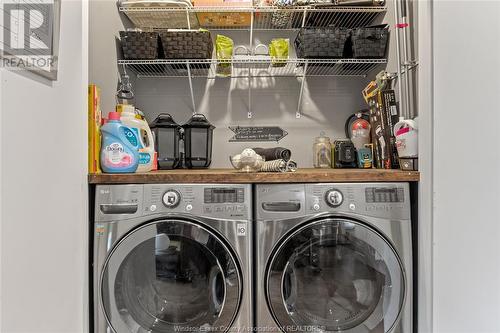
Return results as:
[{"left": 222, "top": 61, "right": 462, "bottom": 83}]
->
[
  {"left": 118, "top": 58, "right": 387, "bottom": 78},
  {"left": 119, "top": 6, "right": 386, "bottom": 30}
]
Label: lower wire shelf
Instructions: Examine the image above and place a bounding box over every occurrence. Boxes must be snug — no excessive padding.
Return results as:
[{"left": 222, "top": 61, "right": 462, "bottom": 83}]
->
[{"left": 118, "top": 58, "right": 387, "bottom": 78}]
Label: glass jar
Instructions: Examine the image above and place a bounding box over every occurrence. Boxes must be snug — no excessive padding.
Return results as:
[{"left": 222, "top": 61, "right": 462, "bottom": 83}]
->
[{"left": 313, "top": 132, "right": 332, "bottom": 168}]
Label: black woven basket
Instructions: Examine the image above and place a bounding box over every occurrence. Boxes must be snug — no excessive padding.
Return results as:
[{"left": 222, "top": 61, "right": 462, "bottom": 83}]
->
[
  {"left": 295, "top": 27, "right": 351, "bottom": 58},
  {"left": 119, "top": 31, "right": 159, "bottom": 60},
  {"left": 352, "top": 25, "right": 389, "bottom": 58},
  {"left": 159, "top": 31, "right": 213, "bottom": 59}
]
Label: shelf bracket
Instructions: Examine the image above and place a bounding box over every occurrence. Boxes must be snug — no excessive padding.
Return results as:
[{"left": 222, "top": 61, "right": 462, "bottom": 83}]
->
[
  {"left": 186, "top": 61, "right": 196, "bottom": 114},
  {"left": 249, "top": 11, "right": 254, "bottom": 51},
  {"left": 186, "top": 8, "right": 191, "bottom": 29},
  {"left": 301, "top": 8, "right": 308, "bottom": 28},
  {"left": 247, "top": 78, "right": 252, "bottom": 119},
  {"left": 296, "top": 61, "right": 308, "bottom": 119}
]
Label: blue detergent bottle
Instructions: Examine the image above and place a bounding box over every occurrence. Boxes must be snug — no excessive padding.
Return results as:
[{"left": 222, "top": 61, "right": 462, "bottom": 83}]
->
[{"left": 100, "top": 111, "right": 140, "bottom": 173}]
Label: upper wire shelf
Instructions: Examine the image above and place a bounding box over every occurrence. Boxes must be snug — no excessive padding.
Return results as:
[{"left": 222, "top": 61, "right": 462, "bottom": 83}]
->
[
  {"left": 119, "top": 58, "right": 387, "bottom": 78},
  {"left": 119, "top": 5, "right": 386, "bottom": 30}
]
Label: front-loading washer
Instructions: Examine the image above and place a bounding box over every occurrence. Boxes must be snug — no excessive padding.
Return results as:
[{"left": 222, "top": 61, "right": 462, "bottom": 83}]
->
[
  {"left": 92, "top": 184, "right": 252, "bottom": 333},
  {"left": 255, "top": 183, "right": 412, "bottom": 333}
]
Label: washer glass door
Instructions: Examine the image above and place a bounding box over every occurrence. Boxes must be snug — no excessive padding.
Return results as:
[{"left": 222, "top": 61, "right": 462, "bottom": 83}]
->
[
  {"left": 101, "top": 219, "right": 241, "bottom": 333},
  {"left": 266, "top": 218, "right": 404, "bottom": 333}
]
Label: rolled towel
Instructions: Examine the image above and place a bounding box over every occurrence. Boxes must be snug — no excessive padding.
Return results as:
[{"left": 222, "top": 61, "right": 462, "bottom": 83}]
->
[
  {"left": 252, "top": 147, "right": 291, "bottom": 161},
  {"left": 260, "top": 159, "right": 297, "bottom": 172}
]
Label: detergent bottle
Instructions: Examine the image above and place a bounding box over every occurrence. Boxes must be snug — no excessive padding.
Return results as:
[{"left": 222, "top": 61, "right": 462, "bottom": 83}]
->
[
  {"left": 394, "top": 117, "right": 418, "bottom": 158},
  {"left": 118, "top": 105, "right": 155, "bottom": 172},
  {"left": 100, "top": 112, "right": 140, "bottom": 173}
]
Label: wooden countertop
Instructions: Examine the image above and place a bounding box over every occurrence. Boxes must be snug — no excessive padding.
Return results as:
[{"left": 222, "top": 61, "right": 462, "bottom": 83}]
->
[{"left": 89, "top": 168, "right": 419, "bottom": 184}]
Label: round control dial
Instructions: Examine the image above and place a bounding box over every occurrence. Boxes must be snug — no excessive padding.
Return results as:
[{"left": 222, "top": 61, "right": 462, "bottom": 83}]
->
[
  {"left": 325, "top": 189, "right": 343, "bottom": 207},
  {"left": 162, "top": 190, "right": 181, "bottom": 208}
]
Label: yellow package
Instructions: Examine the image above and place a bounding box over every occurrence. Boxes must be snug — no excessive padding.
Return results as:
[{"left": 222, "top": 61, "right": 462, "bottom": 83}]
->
[{"left": 88, "top": 85, "right": 102, "bottom": 174}]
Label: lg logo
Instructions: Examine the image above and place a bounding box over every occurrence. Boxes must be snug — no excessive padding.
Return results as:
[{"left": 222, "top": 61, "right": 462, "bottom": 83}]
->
[{"left": 3, "top": 2, "right": 53, "bottom": 56}]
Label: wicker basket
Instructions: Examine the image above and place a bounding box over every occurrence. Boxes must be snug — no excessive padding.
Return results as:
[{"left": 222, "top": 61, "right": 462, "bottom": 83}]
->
[
  {"left": 295, "top": 27, "right": 351, "bottom": 58},
  {"left": 352, "top": 25, "right": 389, "bottom": 58},
  {"left": 159, "top": 30, "right": 213, "bottom": 59},
  {"left": 119, "top": 31, "right": 159, "bottom": 60}
]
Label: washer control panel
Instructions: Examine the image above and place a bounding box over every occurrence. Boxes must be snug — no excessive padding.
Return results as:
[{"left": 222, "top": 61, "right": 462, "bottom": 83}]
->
[{"left": 144, "top": 184, "right": 251, "bottom": 219}]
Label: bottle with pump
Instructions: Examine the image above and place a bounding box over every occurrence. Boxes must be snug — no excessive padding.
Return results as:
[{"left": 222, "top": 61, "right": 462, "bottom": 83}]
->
[
  {"left": 100, "top": 112, "right": 140, "bottom": 173},
  {"left": 117, "top": 105, "right": 155, "bottom": 172}
]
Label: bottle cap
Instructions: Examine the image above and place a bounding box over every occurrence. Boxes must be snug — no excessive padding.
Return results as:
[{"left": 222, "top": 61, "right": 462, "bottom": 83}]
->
[
  {"left": 108, "top": 112, "right": 120, "bottom": 121},
  {"left": 117, "top": 104, "right": 136, "bottom": 117}
]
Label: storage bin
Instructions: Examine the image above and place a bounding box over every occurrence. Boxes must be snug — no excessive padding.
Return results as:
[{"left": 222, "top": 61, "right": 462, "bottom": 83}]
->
[
  {"left": 119, "top": 31, "right": 159, "bottom": 60},
  {"left": 295, "top": 27, "right": 351, "bottom": 58},
  {"left": 120, "top": 0, "right": 200, "bottom": 29},
  {"left": 159, "top": 30, "right": 213, "bottom": 59},
  {"left": 352, "top": 25, "right": 389, "bottom": 58}
]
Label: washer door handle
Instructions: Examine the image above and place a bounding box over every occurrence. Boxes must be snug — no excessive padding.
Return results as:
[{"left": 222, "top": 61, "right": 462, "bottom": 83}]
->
[
  {"left": 262, "top": 202, "right": 301, "bottom": 212},
  {"left": 99, "top": 204, "right": 138, "bottom": 214}
]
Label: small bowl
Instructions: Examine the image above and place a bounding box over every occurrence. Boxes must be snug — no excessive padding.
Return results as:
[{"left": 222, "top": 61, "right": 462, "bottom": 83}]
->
[{"left": 230, "top": 154, "right": 264, "bottom": 173}]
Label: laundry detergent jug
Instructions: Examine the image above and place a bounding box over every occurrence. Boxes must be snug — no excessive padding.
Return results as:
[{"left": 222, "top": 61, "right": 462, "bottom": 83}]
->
[
  {"left": 394, "top": 117, "right": 418, "bottom": 157},
  {"left": 100, "top": 111, "right": 140, "bottom": 173},
  {"left": 118, "top": 105, "right": 155, "bottom": 172}
]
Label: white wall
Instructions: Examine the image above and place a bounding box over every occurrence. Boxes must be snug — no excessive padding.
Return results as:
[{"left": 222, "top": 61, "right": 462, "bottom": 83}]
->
[
  {"left": 432, "top": 1, "right": 500, "bottom": 332},
  {"left": 0, "top": 0, "right": 88, "bottom": 332}
]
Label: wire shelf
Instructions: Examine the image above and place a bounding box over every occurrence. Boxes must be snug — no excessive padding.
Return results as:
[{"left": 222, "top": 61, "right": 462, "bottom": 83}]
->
[
  {"left": 119, "top": 6, "right": 386, "bottom": 30},
  {"left": 118, "top": 58, "right": 386, "bottom": 78}
]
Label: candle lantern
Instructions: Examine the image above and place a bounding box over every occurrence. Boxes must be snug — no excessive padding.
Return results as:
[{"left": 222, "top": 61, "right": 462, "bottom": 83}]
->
[
  {"left": 182, "top": 114, "right": 215, "bottom": 169},
  {"left": 149, "top": 113, "right": 181, "bottom": 170}
]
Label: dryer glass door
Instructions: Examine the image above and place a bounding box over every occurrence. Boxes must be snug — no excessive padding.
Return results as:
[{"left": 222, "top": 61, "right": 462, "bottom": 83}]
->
[
  {"left": 101, "top": 219, "right": 241, "bottom": 333},
  {"left": 266, "top": 218, "right": 405, "bottom": 333}
]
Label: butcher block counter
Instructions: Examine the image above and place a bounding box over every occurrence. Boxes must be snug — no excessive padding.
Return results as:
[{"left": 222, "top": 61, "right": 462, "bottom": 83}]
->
[{"left": 89, "top": 169, "right": 419, "bottom": 184}]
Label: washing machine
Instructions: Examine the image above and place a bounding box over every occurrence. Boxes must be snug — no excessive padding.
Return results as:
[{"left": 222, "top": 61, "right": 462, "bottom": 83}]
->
[
  {"left": 255, "top": 183, "right": 412, "bottom": 333},
  {"left": 92, "top": 184, "right": 252, "bottom": 333}
]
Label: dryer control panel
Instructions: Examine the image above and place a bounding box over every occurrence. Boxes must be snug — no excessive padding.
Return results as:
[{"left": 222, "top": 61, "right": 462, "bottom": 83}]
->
[
  {"left": 306, "top": 183, "right": 410, "bottom": 220},
  {"left": 256, "top": 183, "right": 410, "bottom": 221}
]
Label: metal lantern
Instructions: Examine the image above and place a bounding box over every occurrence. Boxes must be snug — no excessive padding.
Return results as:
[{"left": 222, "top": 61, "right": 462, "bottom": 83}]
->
[
  {"left": 149, "top": 113, "right": 181, "bottom": 170},
  {"left": 182, "top": 114, "right": 215, "bottom": 169}
]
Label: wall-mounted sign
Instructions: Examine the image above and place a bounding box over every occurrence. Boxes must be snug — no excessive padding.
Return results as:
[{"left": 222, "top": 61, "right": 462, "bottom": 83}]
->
[
  {"left": 2, "top": 0, "right": 61, "bottom": 80},
  {"left": 229, "top": 126, "right": 288, "bottom": 142}
]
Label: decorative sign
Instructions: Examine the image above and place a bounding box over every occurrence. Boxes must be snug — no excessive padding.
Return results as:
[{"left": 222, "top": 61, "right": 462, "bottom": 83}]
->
[
  {"left": 2, "top": 0, "right": 61, "bottom": 80},
  {"left": 229, "top": 126, "right": 288, "bottom": 142}
]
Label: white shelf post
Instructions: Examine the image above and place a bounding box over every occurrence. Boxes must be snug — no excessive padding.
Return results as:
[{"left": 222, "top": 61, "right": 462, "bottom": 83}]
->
[
  {"left": 296, "top": 61, "right": 308, "bottom": 119},
  {"left": 186, "top": 61, "right": 196, "bottom": 114}
]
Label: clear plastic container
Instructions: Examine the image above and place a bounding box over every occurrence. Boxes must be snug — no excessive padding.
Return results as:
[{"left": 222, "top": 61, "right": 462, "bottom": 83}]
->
[{"left": 313, "top": 132, "right": 332, "bottom": 168}]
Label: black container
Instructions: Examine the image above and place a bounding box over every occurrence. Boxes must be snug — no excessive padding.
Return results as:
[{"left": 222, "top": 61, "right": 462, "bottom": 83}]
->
[
  {"left": 149, "top": 113, "right": 182, "bottom": 170},
  {"left": 333, "top": 139, "right": 357, "bottom": 168},
  {"left": 159, "top": 30, "right": 213, "bottom": 59},
  {"left": 182, "top": 114, "right": 215, "bottom": 169},
  {"left": 295, "top": 27, "right": 352, "bottom": 58},
  {"left": 119, "top": 31, "right": 160, "bottom": 60},
  {"left": 352, "top": 25, "right": 389, "bottom": 58}
]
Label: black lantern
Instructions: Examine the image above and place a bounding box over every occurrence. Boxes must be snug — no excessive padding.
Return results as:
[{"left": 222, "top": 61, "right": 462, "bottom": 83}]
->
[
  {"left": 182, "top": 114, "right": 215, "bottom": 169},
  {"left": 149, "top": 113, "right": 182, "bottom": 169}
]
